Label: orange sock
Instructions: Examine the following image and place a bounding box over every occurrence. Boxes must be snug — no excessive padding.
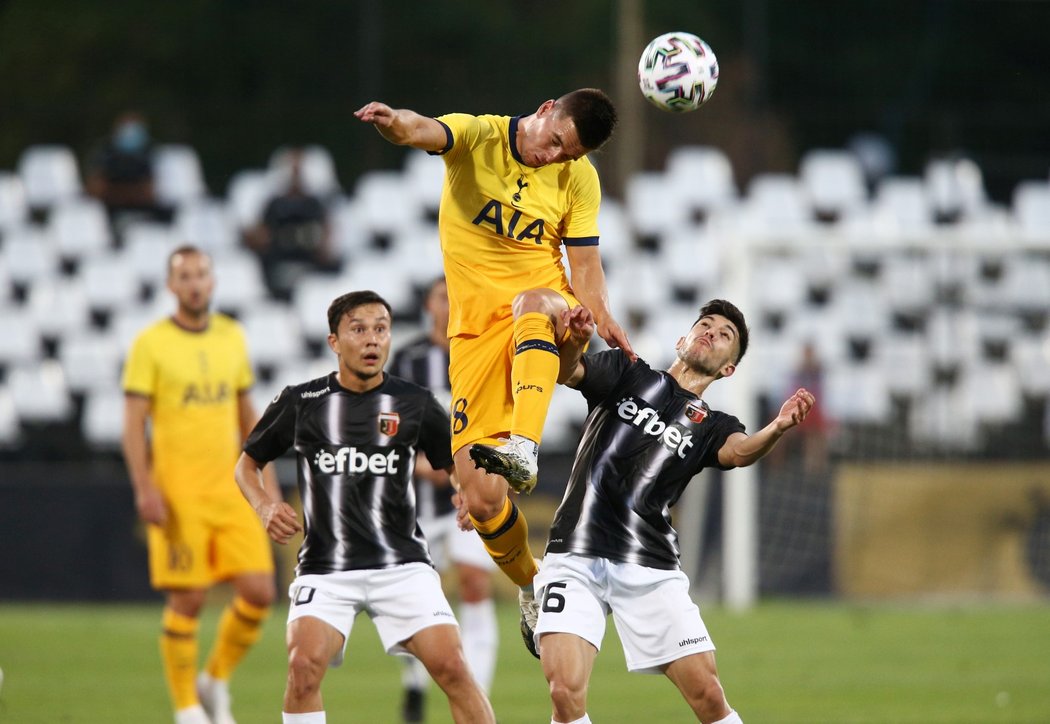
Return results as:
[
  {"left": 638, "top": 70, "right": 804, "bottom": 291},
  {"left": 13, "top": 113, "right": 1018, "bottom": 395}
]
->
[
  {"left": 160, "top": 607, "right": 200, "bottom": 710},
  {"left": 204, "top": 596, "right": 270, "bottom": 681},
  {"left": 510, "top": 312, "right": 560, "bottom": 445},
  {"left": 470, "top": 497, "right": 539, "bottom": 586}
]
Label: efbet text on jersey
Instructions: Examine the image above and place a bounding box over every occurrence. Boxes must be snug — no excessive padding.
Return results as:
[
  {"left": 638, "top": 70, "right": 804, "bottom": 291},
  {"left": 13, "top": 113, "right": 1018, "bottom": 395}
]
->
[
  {"left": 313, "top": 447, "right": 401, "bottom": 475},
  {"left": 615, "top": 397, "right": 694, "bottom": 457}
]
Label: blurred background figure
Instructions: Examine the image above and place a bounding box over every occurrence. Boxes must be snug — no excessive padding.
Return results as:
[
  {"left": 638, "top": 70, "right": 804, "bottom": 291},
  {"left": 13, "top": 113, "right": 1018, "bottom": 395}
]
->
[
  {"left": 390, "top": 277, "right": 499, "bottom": 723},
  {"left": 86, "top": 111, "right": 162, "bottom": 221},
  {"left": 244, "top": 147, "right": 336, "bottom": 301}
]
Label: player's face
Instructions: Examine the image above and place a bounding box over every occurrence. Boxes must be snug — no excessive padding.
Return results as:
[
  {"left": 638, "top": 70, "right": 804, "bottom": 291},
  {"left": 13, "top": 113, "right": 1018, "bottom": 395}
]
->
[
  {"left": 519, "top": 101, "right": 586, "bottom": 167},
  {"left": 425, "top": 279, "right": 450, "bottom": 334},
  {"left": 676, "top": 314, "right": 739, "bottom": 378},
  {"left": 167, "top": 251, "right": 214, "bottom": 316},
  {"left": 328, "top": 303, "right": 392, "bottom": 383}
]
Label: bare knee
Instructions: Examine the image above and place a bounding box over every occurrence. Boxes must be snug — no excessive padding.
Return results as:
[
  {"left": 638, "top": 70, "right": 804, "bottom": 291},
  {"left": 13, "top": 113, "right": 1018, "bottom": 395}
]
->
[
  {"left": 286, "top": 645, "right": 328, "bottom": 701},
  {"left": 426, "top": 648, "right": 474, "bottom": 692},
  {"left": 234, "top": 574, "right": 276, "bottom": 608},
  {"left": 689, "top": 675, "right": 730, "bottom": 722},
  {"left": 548, "top": 675, "right": 588, "bottom": 719},
  {"left": 166, "top": 589, "right": 206, "bottom": 618}
]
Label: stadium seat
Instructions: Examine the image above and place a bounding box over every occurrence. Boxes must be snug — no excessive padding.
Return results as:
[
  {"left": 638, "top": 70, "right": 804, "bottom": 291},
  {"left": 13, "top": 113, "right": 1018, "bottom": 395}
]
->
[
  {"left": 270, "top": 145, "right": 341, "bottom": 198},
  {"left": 81, "top": 387, "right": 125, "bottom": 448},
  {"left": 353, "top": 170, "right": 422, "bottom": 239},
  {"left": 0, "top": 224, "right": 60, "bottom": 286},
  {"left": 542, "top": 384, "right": 589, "bottom": 452},
  {"left": 958, "top": 360, "right": 1024, "bottom": 426},
  {"left": 329, "top": 196, "right": 371, "bottom": 259},
  {"left": 926, "top": 307, "right": 980, "bottom": 369},
  {"left": 660, "top": 231, "right": 724, "bottom": 301},
  {"left": 174, "top": 197, "right": 238, "bottom": 255},
  {"left": 1010, "top": 334, "right": 1050, "bottom": 397},
  {"left": 1011, "top": 180, "right": 1050, "bottom": 247},
  {"left": 664, "top": 145, "right": 738, "bottom": 215},
  {"left": 58, "top": 330, "right": 123, "bottom": 393},
  {"left": 999, "top": 254, "right": 1050, "bottom": 313},
  {"left": 80, "top": 252, "right": 140, "bottom": 313},
  {"left": 751, "top": 255, "right": 808, "bottom": 314},
  {"left": 402, "top": 149, "right": 445, "bottom": 213},
  {"left": 292, "top": 273, "right": 356, "bottom": 341},
  {"left": 111, "top": 298, "right": 171, "bottom": 352},
  {"left": 879, "top": 252, "right": 936, "bottom": 314},
  {"left": 240, "top": 302, "right": 305, "bottom": 368},
  {"left": 226, "top": 168, "right": 277, "bottom": 230},
  {"left": 799, "top": 149, "right": 868, "bottom": 221},
  {"left": 17, "top": 144, "right": 82, "bottom": 209},
  {"left": 924, "top": 156, "right": 988, "bottom": 222},
  {"left": 870, "top": 177, "right": 934, "bottom": 242},
  {"left": 153, "top": 144, "right": 207, "bottom": 206},
  {"left": 26, "top": 276, "right": 91, "bottom": 338},
  {"left": 738, "top": 173, "right": 813, "bottom": 240},
  {"left": 48, "top": 197, "right": 113, "bottom": 261},
  {"left": 340, "top": 253, "right": 415, "bottom": 316},
  {"left": 209, "top": 250, "right": 267, "bottom": 314},
  {"left": 909, "top": 386, "right": 980, "bottom": 451},
  {"left": 123, "top": 221, "right": 179, "bottom": 287},
  {"left": 595, "top": 198, "right": 633, "bottom": 267},
  {"left": 824, "top": 360, "right": 892, "bottom": 425},
  {"left": 386, "top": 226, "right": 444, "bottom": 287},
  {"left": 0, "top": 385, "right": 18, "bottom": 446},
  {"left": 624, "top": 172, "right": 690, "bottom": 240},
  {"left": 0, "top": 307, "right": 42, "bottom": 367},
  {"left": 8, "top": 361, "right": 73, "bottom": 423},
  {"left": 0, "top": 172, "right": 28, "bottom": 230},
  {"left": 874, "top": 333, "right": 932, "bottom": 400}
]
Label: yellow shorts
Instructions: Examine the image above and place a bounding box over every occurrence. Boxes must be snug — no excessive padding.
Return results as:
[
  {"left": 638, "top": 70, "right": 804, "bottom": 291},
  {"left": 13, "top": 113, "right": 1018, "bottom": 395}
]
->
[
  {"left": 448, "top": 289, "right": 579, "bottom": 454},
  {"left": 147, "top": 491, "right": 274, "bottom": 590}
]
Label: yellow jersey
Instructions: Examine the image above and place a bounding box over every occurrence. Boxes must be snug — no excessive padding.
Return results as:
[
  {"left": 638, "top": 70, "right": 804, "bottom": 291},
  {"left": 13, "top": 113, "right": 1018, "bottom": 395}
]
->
[
  {"left": 434, "top": 112, "right": 602, "bottom": 336},
  {"left": 122, "top": 314, "right": 254, "bottom": 500}
]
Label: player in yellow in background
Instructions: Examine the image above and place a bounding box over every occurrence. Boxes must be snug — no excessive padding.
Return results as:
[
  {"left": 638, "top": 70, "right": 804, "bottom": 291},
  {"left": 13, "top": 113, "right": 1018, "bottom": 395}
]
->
[
  {"left": 122, "top": 245, "right": 279, "bottom": 724},
  {"left": 355, "top": 89, "right": 635, "bottom": 658}
]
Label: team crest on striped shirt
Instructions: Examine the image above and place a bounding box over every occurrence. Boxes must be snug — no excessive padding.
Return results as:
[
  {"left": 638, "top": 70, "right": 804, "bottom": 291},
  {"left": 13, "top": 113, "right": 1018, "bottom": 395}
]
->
[
  {"left": 378, "top": 412, "right": 400, "bottom": 436},
  {"left": 685, "top": 401, "right": 708, "bottom": 424}
]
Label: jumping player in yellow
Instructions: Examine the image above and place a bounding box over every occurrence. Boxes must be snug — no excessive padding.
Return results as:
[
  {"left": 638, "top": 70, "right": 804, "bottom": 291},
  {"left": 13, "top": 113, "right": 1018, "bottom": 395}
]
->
[
  {"left": 122, "top": 245, "right": 279, "bottom": 724},
  {"left": 355, "top": 89, "right": 635, "bottom": 657}
]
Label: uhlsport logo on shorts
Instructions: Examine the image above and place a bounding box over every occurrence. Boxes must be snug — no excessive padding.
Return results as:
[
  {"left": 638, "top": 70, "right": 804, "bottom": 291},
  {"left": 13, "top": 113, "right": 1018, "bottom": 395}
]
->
[
  {"left": 615, "top": 397, "right": 694, "bottom": 457},
  {"left": 313, "top": 446, "right": 401, "bottom": 475}
]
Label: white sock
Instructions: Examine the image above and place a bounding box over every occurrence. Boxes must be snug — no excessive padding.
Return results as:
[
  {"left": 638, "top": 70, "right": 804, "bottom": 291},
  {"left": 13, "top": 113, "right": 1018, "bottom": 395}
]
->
[
  {"left": 459, "top": 599, "right": 498, "bottom": 693},
  {"left": 510, "top": 433, "right": 539, "bottom": 458},
  {"left": 553, "top": 715, "right": 592, "bottom": 724},
  {"left": 398, "top": 652, "right": 429, "bottom": 690},
  {"left": 712, "top": 711, "right": 743, "bottom": 724},
  {"left": 282, "top": 712, "right": 326, "bottom": 723}
]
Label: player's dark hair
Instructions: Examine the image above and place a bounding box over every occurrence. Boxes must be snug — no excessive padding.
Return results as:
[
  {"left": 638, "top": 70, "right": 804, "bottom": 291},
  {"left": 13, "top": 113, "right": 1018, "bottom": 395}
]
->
[
  {"left": 327, "top": 290, "right": 392, "bottom": 334},
  {"left": 556, "top": 88, "right": 617, "bottom": 151},
  {"left": 166, "top": 244, "right": 210, "bottom": 277},
  {"left": 695, "top": 299, "right": 750, "bottom": 364}
]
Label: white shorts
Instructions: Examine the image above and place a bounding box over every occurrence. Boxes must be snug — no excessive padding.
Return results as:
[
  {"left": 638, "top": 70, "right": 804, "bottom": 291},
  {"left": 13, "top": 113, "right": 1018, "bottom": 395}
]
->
[
  {"left": 420, "top": 512, "right": 497, "bottom": 571},
  {"left": 534, "top": 553, "right": 716, "bottom": 674},
  {"left": 287, "top": 563, "right": 457, "bottom": 667}
]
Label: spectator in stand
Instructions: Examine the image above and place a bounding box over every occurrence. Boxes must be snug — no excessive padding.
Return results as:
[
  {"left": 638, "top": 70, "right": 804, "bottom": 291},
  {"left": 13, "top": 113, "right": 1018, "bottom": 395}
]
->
[
  {"left": 245, "top": 148, "right": 336, "bottom": 300},
  {"left": 86, "top": 110, "right": 162, "bottom": 220}
]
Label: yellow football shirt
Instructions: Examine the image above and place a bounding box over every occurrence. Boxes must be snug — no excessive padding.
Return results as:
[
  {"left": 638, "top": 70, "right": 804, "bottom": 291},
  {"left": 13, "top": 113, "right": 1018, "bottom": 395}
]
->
[
  {"left": 122, "top": 314, "right": 254, "bottom": 500},
  {"left": 434, "top": 112, "right": 602, "bottom": 336}
]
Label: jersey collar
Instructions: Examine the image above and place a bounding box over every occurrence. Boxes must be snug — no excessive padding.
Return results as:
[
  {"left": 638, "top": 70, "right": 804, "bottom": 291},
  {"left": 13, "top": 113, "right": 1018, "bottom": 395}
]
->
[{"left": 509, "top": 115, "right": 525, "bottom": 165}]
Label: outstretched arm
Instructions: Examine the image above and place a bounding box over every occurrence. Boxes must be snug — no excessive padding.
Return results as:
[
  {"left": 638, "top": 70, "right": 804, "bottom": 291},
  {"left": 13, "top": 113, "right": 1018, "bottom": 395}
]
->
[
  {"left": 354, "top": 102, "right": 448, "bottom": 152},
  {"left": 564, "top": 245, "right": 636, "bottom": 361},
  {"left": 717, "top": 388, "right": 816, "bottom": 468}
]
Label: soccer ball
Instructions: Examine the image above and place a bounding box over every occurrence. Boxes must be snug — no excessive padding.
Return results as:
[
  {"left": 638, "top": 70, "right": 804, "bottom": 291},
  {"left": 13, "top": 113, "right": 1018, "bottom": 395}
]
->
[{"left": 637, "top": 32, "right": 719, "bottom": 113}]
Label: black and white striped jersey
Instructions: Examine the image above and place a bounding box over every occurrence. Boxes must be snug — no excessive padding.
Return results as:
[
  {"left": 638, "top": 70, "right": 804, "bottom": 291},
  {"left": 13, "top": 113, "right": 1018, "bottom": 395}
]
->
[
  {"left": 545, "top": 350, "right": 746, "bottom": 571},
  {"left": 244, "top": 371, "right": 453, "bottom": 575},
  {"left": 389, "top": 336, "right": 457, "bottom": 520}
]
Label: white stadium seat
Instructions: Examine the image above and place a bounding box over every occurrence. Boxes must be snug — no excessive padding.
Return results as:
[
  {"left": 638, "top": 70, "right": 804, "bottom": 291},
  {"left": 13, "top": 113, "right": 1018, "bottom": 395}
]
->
[
  {"left": 240, "top": 302, "right": 305, "bottom": 367},
  {"left": 81, "top": 388, "right": 126, "bottom": 448},
  {"left": 0, "top": 224, "right": 60, "bottom": 286},
  {"left": 799, "top": 149, "right": 867, "bottom": 220},
  {"left": 17, "top": 144, "right": 82, "bottom": 209},
  {"left": 26, "top": 276, "right": 91, "bottom": 338},
  {"left": 270, "top": 145, "right": 341, "bottom": 197},
  {"left": 174, "top": 197, "right": 238, "bottom": 254},
  {"left": 0, "top": 307, "right": 42, "bottom": 367},
  {"left": 665, "top": 145, "right": 738, "bottom": 214},
  {"left": 0, "top": 385, "right": 19, "bottom": 445},
  {"left": 8, "top": 361, "right": 73, "bottom": 423},
  {"left": 153, "top": 144, "right": 207, "bottom": 205},
  {"left": 0, "top": 172, "right": 29, "bottom": 230},
  {"left": 59, "top": 330, "right": 123, "bottom": 393},
  {"left": 48, "top": 197, "right": 113, "bottom": 261},
  {"left": 226, "top": 169, "right": 277, "bottom": 229}
]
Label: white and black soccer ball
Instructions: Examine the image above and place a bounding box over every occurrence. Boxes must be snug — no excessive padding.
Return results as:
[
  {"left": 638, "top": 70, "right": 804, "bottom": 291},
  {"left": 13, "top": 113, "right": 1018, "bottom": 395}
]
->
[{"left": 637, "top": 31, "right": 719, "bottom": 113}]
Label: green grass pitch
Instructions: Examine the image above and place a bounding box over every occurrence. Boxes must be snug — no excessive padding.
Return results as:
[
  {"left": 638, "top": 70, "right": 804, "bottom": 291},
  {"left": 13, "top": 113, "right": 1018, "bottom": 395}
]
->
[{"left": 0, "top": 599, "right": 1048, "bottom": 723}]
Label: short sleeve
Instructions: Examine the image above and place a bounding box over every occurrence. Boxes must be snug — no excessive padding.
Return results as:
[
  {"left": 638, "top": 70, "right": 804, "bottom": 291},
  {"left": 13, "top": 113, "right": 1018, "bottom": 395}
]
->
[
  {"left": 233, "top": 324, "right": 255, "bottom": 392},
  {"left": 575, "top": 349, "right": 631, "bottom": 407},
  {"left": 122, "top": 331, "right": 156, "bottom": 397},
  {"left": 418, "top": 392, "right": 454, "bottom": 470},
  {"left": 243, "top": 387, "right": 297, "bottom": 464},
  {"left": 561, "top": 159, "right": 601, "bottom": 243},
  {"left": 434, "top": 113, "right": 487, "bottom": 163},
  {"left": 699, "top": 412, "right": 747, "bottom": 471}
]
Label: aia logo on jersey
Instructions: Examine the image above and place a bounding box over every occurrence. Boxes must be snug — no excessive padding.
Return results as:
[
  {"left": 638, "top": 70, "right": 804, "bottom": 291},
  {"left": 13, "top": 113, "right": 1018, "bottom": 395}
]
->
[
  {"left": 378, "top": 412, "right": 400, "bottom": 436},
  {"left": 686, "top": 401, "right": 708, "bottom": 424}
]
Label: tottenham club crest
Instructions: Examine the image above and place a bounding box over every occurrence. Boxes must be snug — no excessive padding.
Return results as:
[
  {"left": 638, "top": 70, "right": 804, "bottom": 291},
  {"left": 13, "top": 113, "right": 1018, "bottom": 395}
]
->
[
  {"left": 685, "top": 401, "right": 708, "bottom": 424},
  {"left": 378, "top": 412, "right": 400, "bottom": 437}
]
